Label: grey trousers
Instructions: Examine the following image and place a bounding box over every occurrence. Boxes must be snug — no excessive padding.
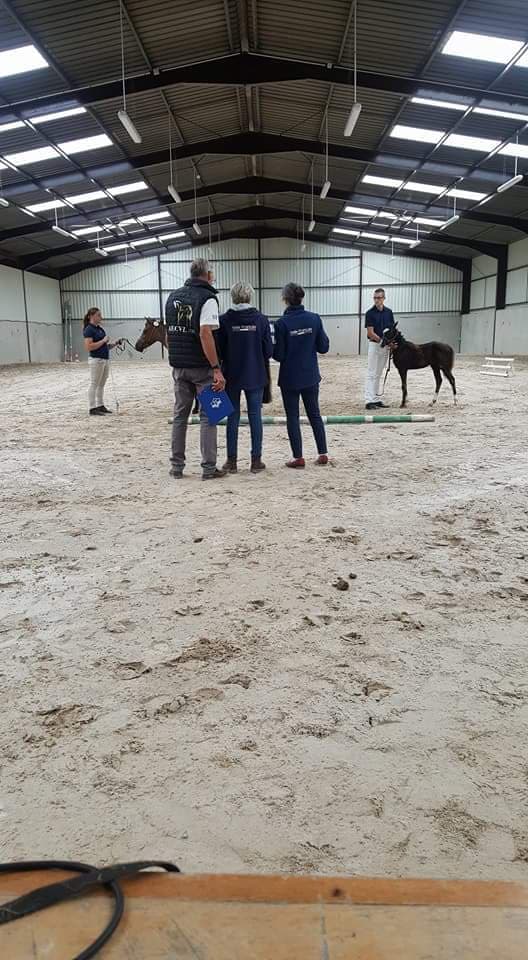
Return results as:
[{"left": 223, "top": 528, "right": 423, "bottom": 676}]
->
[
  {"left": 171, "top": 367, "right": 217, "bottom": 475},
  {"left": 88, "top": 357, "right": 109, "bottom": 409}
]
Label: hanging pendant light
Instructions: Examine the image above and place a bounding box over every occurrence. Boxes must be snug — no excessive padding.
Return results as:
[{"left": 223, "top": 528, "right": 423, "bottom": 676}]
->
[
  {"left": 116, "top": 1, "right": 142, "bottom": 144},
  {"left": 167, "top": 108, "right": 182, "bottom": 203},
  {"left": 344, "top": 2, "right": 363, "bottom": 136},
  {"left": 192, "top": 170, "right": 202, "bottom": 235},
  {"left": 308, "top": 162, "right": 315, "bottom": 230},
  {"left": 320, "top": 109, "right": 331, "bottom": 198}
]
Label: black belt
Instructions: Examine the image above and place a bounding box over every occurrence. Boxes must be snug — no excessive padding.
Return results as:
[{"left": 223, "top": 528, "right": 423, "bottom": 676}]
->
[{"left": 0, "top": 859, "right": 180, "bottom": 959}]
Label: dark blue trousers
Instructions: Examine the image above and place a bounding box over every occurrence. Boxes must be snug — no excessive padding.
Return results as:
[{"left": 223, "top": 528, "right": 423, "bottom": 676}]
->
[{"left": 280, "top": 384, "right": 327, "bottom": 459}]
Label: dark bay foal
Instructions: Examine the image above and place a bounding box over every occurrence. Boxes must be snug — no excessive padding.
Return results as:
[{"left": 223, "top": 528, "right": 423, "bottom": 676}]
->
[{"left": 381, "top": 322, "right": 457, "bottom": 408}]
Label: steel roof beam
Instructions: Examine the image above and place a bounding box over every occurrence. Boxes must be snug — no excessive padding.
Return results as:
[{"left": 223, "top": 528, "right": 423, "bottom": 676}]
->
[{"left": 4, "top": 52, "right": 528, "bottom": 121}]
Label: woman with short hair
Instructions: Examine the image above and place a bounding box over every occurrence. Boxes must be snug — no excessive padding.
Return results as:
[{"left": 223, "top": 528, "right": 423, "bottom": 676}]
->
[
  {"left": 82, "top": 307, "right": 121, "bottom": 415},
  {"left": 273, "top": 283, "right": 330, "bottom": 469},
  {"left": 218, "top": 282, "right": 273, "bottom": 474}
]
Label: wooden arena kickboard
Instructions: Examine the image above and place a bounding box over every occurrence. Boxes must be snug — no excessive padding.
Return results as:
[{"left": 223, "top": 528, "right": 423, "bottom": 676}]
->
[{"left": 2, "top": 872, "right": 528, "bottom": 959}]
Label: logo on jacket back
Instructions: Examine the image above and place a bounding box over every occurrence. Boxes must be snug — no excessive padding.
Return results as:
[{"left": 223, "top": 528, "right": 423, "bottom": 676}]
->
[
  {"left": 169, "top": 300, "right": 194, "bottom": 334},
  {"left": 290, "top": 327, "right": 313, "bottom": 337}
]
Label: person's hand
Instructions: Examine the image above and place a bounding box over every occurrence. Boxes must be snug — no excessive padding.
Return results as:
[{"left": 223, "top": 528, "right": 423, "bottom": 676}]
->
[{"left": 212, "top": 368, "right": 226, "bottom": 392}]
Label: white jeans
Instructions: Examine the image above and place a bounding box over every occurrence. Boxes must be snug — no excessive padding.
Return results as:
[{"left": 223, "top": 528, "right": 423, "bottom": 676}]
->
[
  {"left": 364, "top": 341, "right": 388, "bottom": 404},
  {"left": 88, "top": 358, "right": 109, "bottom": 409}
]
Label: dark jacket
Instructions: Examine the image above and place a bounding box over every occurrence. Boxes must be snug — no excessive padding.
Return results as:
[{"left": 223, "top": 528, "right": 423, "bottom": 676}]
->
[
  {"left": 165, "top": 278, "right": 218, "bottom": 368},
  {"left": 273, "top": 304, "right": 330, "bottom": 390},
  {"left": 218, "top": 307, "right": 273, "bottom": 391}
]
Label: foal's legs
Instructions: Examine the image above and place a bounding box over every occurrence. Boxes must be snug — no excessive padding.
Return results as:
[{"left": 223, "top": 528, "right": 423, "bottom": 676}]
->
[
  {"left": 442, "top": 367, "right": 457, "bottom": 405},
  {"left": 400, "top": 370, "right": 408, "bottom": 408},
  {"left": 430, "top": 366, "right": 443, "bottom": 406}
]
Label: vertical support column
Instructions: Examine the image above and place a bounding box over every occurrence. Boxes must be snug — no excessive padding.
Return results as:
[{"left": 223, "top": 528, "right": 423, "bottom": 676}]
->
[
  {"left": 257, "top": 237, "right": 262, "bottom": 311},
  {"left": 157, "top": 254, "right": 165, "bottom": 359},
  {"left": 22, "top": 269, "right": 31, "bottom": 364},
  {"left": 357, "top": 249, "right": 363, "bottom": 355},
  {"left": 460, "top": 260, "right": 471, "bottom": 315},
  {"left": 495, "top": 247, "right": 507, "bottom": 311}
]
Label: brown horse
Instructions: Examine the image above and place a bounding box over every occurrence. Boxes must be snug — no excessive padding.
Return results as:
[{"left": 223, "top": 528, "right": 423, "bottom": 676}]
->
[{"left": 380, "top": 322, "right": 457, "bottom": 408}]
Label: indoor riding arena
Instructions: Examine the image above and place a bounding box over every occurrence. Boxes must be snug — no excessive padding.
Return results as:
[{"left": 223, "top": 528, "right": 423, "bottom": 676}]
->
[{"left": 1, "top": 2, "right": 528, "bottom": 958}]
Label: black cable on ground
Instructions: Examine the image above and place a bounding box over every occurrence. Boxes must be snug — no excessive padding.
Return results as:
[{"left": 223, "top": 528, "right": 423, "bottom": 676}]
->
[{"left": 0, "top": 859, "right": 180, "bottom": 960}]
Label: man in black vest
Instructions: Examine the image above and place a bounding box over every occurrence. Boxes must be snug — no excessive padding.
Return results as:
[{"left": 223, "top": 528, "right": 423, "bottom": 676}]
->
[{"left": 167, "top": 258, "right": 226, "bottom": 480}]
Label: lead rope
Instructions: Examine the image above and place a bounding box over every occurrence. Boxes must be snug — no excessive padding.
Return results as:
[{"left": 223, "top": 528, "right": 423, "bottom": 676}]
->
[{"left": 379, "top": 347, "right": 392, "bottom": 397}]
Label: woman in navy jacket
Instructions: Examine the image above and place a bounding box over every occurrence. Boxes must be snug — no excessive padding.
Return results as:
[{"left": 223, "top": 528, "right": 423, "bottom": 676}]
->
[
  {"left": 218, "top": 282, "right": 273, "bottom": 474},
  {"left": 273, "top": 283, "right": 330, "bottom": 468}
]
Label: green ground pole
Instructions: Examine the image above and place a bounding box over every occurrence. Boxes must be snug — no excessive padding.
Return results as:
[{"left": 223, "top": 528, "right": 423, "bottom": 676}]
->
[{"left": 185, "top": 414, "right": 435, "bottom": 425}]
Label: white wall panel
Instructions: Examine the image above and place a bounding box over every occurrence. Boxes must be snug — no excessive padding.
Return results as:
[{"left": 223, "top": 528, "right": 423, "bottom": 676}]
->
[
  {"left": 25, "top": 274, "right": 61, "bottom": 326},
  {"left": 62, "top": 258, "right": 158, "bottom": 292},
  {"left": 323, "top": 316, "right": 360, "bottom": 355},
  {"left": 261, "top": 238, "right": 351, "bottom": 259},
  {"left": 29, "top": 324, "right": 63, "bottom": 363},
  {"left": 460, "top": 309, "right": 495, "bottom": 355},
  {"left": 0, "top": 321, "right": 29, "bottom": 364},
  {"left": 506, "top": 267, "right": 528, "bottom": 304},
  {"left": 362, "top": 251, "right": 460, "bottom": 285},
  {"left": 65, "top": 290, "right": 159, "bottom": 319},
  {"left": 471, "top": 278, "right": 486, "bottom": 310},
  {"left": 471, "top": 254, "right": 497, "bottom": 281},
  {"left": 507, "top": 237, "right": 528, "bottom": 271},
  {"left": 484, "top": 274, "right": 497, "bottom": 308},
  {"left": 0, "top": 264, "right": 25, "bottom": 323},
  {"left": 495, "top": 305, "right": 528, "bottom": 355},
  {"left": 360, "top": 313, "right": 461, "bottom": 354}
]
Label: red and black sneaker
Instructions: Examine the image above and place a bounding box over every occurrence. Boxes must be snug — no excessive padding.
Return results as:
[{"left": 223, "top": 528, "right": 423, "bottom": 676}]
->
[{"left": 286, "top": 457, "right": 305, "bottom": 469}]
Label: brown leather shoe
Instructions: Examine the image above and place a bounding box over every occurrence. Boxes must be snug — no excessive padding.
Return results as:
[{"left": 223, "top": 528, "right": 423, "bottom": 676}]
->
[
  {"left": 222, "top": 458, "right": 238, "bottom": 473},
  {"left": 286, "top": 457, "right": 305, "bottom": 469},
  {"left": 203, "top": 468, "right": 227, "bottom": 481},
  {"left": 250, "top": 457, "right": 266, "bottom": 473}
]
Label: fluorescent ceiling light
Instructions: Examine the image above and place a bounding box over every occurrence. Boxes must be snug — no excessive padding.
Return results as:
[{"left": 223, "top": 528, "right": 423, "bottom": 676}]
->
[
  {"left": 414, "top": 217, "right": 447, "bottom": 227},
  {"left": 30, "top": 107, "right": 87, "bottom": 124},
  {"left": 157, "top": 231, "right": 186, "bottom": 240},
  {"left": 0, "top": 44, "right": 48, "bottom": 79},
  {"left": 4, "top": 145, "right": 58, "bottom": 165},
  {"left": 442, "top": 31, "right": 524, "bottom": 64},
  {"left": 131, "top": 237, "right": 160, "bottom": 246},
  {"left": 116, "top": 218, "right": 137, "bottom": 226},
  {"left": 168, "top": 184, "right": 182, "bottom": 203},
  {"left": 72, "top": 225, "right": 106, "bottom": 236},
  {"left": 58, "top": 134, "right": 113, "bottom": 155},
  {"left": 411, "top": 97, "right": 467, "bottom": 112},
  {"left": 107, "top": 181, "right": 148, "bottom": 196},
  {"left": 401, "top": 181, "right": 446, "bottom": 194},
  {"left": 193, "top": 222, "right": 202, "bottom": 236},
  {"left": 344, "top": 102, "right": 362, "bottom": 137},
  {"left": 0, "top": 120, "right": 25, "bottom": 132},
  {"left": 474, "top": 106, "right": 528, "bottom": 121},
  {"left": 361, "top": 232, "right": 388, "bottom": 241},
  {"left": 22, "top": 208, "right": 37, "bottom": 217},
  {"left": 308, "top": 219, "right": 315, "bottom": 232},
  {"left": 26, "top": 199, "right": 67, "bottom": 212},
  {"left": 497, "top": 174, "right": 524, "bottom": 193},
  {"left": 0, "top": 197, "right": 9, "bottom": 207},
  {"left": 447, "top": 187, "right": 487, "bottom": 200},
  {"left": 66, "top": 190, "right": 107, "bottom": 204},
  {"left": 377, "top": 211, "right": 398, "bottom": 220},
  {"left": 332, "top": 227, "right": 359, "bottom": 236},
  {"left": 344, "top": 205, "right": 378, "bottom": 216},
  {"left": 390, "top": 124, "right": 445, "bottom": 144},
  {"left": 362, "top": 175, "right": 404, "bottom": 188},
  {"left": 320, "top": 180, "right": 331, "bottom": 198},
  {"left": 444, "top": 133, "right": 500, "bottom": 152},
  {"left": 52, "top": 225, "right": 75, "bottom": 239},
  {"left": 138, "top": 211, "right": 171, "bottom": 222},
  {"left": 500, "top": 142, "right": 528, "bottom": 158},
  {"left": 105, "top": 242, "right": 130, "bottom": 251},
  {"left": 439, "top": 214, "right": 460, "bottom": 230},
  {"left": 390, "top": 236, "right": 420, "bottom": 245},
  {"left": 117, "top": 109, "right": 142, "bottom": 144},
  {"left": 94, "top": 247, "right": 108, "bottom": 257}
]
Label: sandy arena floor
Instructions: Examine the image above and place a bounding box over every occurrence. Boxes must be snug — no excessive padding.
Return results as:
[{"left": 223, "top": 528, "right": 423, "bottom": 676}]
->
[{"left": 1, "top": 354, "right": 527, "bottom": 881}]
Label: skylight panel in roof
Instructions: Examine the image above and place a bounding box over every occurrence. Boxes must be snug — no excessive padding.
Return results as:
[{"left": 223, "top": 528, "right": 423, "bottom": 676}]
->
[
  {"left": 447, "top": 187, "right": 487, "bottom": 200},
  {"left": 58, "top": 134, "right": 113, "bottom": 155},
  {"left": 66, "top": 190, "right": 107, "bottom": 204},
  {"left": 139, "top": 212, "right": 171, "bottom": 222},
  {"left": 474, "top": 106, "right": 528, "bottom": 121},
  {"left": 31, "top": 107, "right": 87, "bottom": 124},
  {"left": 344, "top": 205, "right": 377, "bottom": 216},
  {"left": 116, "top": 218, "right": 137, "bottom": 226},
  {"left": 401, "top": 181, "right": 446, "bottom": 194},
  {"left": 4, "top": 145, "right": 59, "bottom": 165},
  {"left": 500, "top": 142, "right": 528, "bottom": 158},
  {"left": 0, "top": 121, "right": 25, "bottom": 132},
  {"left": 105, "top": 242, "right": 130, "bottom": 251},
  {"left": 26, "top": 199, "right": 67, "bottom": 212},
  {"left": 157, "top": 231, "right": 186, "bottom": 240},
  {"left": 444, "top": 133, "right": 501, "bottom": 152},
  {"left": 410, "top": 97, "right": 467, "bottom": 112},
  {"left": 131, "top": 237, "right": 160, "bottom": 246},
  {"left": 442, "top": 31, "right": 524, "bottom": 64},
  {"left": 376, "top": 211, "right": 398, "bottom": 219},
  {"left": 0, "top": 45, "right": 49, "bottom": 79},
  {"left": 107, "top": 181, "right": 148, "bottom": 196},
  {"left": 361, "top": 175, "right": 404, "bottom": 188},
  {"left": 390, "top": 124, "right": 445, "bottom": 144}
]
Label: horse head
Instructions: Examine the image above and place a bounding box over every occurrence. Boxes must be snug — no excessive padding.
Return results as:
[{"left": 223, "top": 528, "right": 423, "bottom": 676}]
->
[
  {"left": 380, "top": 322, "right": 401, "bottom": 349},
  {"left": 135, "top": 316, "right": 166, "bottom": 353}
]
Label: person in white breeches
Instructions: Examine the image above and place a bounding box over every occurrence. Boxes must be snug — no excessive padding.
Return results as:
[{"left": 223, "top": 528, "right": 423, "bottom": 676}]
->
[
  {"left": 364, "top": 288, "right": 393, "bottom": 409},
  {"left": 82, "top": 307, "right": 121, "bottom": 415}
]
